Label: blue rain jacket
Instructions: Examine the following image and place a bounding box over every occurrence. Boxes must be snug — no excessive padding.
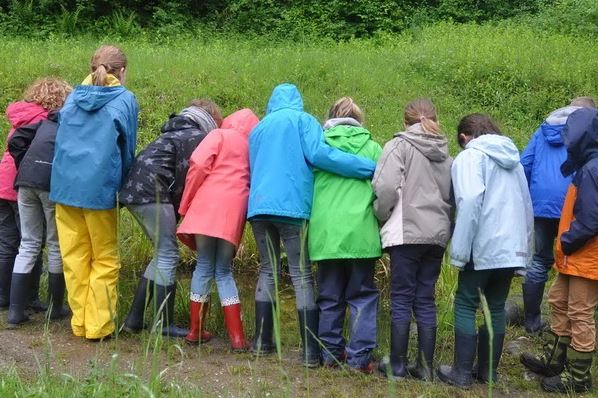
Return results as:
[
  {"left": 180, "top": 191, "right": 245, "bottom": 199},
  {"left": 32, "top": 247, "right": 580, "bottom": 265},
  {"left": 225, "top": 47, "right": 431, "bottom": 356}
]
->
[
  {"left": 451, "top": 134, "right": 534, "bottom": 270},
  {"left": 520, "top": 107, "right": 577, "bottom": 219},
  {"left": 50, "top": 85, "right": 138, "bottom": 210},
  {"left": 247, "top": 83, "right": 376, "bottom": 219}
]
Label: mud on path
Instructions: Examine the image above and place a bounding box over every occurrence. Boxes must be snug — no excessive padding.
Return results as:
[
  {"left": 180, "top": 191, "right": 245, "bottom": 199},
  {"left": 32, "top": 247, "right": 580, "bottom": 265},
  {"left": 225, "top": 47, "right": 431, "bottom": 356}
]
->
[{"left": 0, "top": 311, "right": 546, "bottom": 398}]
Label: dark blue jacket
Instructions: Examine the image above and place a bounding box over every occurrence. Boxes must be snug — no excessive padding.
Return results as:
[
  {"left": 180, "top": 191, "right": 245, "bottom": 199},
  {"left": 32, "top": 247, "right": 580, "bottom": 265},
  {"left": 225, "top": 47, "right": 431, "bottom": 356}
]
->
[{"left": 520, "top": 107, "right": 577, "bottom": 218}]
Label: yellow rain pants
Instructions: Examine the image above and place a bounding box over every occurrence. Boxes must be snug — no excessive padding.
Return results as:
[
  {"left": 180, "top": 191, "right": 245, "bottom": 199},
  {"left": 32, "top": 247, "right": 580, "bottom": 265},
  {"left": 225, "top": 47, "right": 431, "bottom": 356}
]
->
[{"left": 55, "top": 204, "right": 120, "bottom": 339}]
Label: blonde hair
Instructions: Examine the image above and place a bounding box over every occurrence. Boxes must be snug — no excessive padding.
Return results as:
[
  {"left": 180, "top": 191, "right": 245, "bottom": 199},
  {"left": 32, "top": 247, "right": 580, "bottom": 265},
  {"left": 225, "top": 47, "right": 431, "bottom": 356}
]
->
[
  {"left": 404, "top": 98, "right": 441, "bottom": 135},
  {"left": 23, "top": 77, "right": 72, "bottom": 111},
  {"left": 188, "top": 98, "right": 223, "bottom": 127},
  {"left": 327, "top": 97, "right": 364, "bottom": 124},
  {"left": 90, "top": 45, "right": 127, "bottom": 86},
  {"left": 570, "top": 96, "right": 596, "bottom": 109}
]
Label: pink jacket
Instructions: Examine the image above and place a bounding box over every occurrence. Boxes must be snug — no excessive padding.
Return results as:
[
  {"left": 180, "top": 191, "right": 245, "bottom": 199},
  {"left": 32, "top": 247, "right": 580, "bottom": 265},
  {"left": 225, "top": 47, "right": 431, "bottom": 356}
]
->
[
  {"left": 0, "top": 102, "right": 48, "bottom": 201},
  {"left": 177, "top": 109, "right": 259, "bottom": 250}
]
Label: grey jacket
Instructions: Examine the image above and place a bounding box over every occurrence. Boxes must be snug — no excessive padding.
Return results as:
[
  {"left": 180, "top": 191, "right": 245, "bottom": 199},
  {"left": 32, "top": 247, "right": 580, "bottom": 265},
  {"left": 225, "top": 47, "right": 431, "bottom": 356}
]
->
[{"left": 373, "top": 124, "right": 453, "bottom": 249}]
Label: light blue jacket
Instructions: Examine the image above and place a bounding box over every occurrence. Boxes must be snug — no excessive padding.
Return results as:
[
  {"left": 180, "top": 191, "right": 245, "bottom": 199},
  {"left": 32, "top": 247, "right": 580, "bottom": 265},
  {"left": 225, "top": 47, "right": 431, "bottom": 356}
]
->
[
  {"left": 247, "top": 83, "right": 376, "bottom": 219},
  {"left": 50, "top": 85, "right": 138, "bottom": 210},
  {"left": 451, "top": 134, "right": 533, "bottom": 270}
]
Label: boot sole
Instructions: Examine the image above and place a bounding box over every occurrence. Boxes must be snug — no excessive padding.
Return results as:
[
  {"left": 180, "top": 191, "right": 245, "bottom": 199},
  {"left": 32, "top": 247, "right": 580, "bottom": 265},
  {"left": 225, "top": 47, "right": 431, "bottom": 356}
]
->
[
  {"left": 519, "top": 356, "right": 561, "bottom": 377},
  {"left": 541, "top": 380, "right": 591, "bottom": 393},
  {"left": 436, "top": 368, "right": 472, "bottom": 389}
]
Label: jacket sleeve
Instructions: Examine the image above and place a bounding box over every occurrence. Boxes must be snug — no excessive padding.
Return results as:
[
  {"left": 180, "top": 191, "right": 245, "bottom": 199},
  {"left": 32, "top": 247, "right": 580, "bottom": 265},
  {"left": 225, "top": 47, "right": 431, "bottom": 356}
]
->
[
  {"left": 117, "top": 96, "right": 139, "bottom": 182},
  {"left": 372, "top": 140, "right": 404, "bottom": 223},
  {"left": 450, "top": 150, "right": 486, "bottom": 268},
  {"left": 178, "top": 132, "right": 222, "bottom": 217},
  {"left": 172, "top": 134, "right": 205, "bottom": 212},
  {"left": 8, "top": 122, "right": 41, "bottom": 168},
  {"left": 520, "top": 131, "right": 537, "bottom": 185},
  {"left": 299, "top": 115, "right": 375, "bottom": 179},
  {"left": 560, "top": 168, "right": 598, "bottom": 255}
]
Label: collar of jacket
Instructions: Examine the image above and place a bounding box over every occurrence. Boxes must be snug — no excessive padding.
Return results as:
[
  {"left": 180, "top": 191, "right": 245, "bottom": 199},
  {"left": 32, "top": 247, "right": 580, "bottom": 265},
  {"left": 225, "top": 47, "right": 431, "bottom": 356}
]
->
[
  {"left": 323, "top": 117, "right": 362, "bottom": 130},
  {"left": 81, "top": 73, "right": 121, "bottom": 87}
]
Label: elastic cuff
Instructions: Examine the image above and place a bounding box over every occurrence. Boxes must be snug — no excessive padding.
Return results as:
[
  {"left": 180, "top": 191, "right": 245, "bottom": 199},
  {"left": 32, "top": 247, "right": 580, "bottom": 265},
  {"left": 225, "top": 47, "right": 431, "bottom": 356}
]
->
[
  {"left": 452, "top": 259, "right": 466, "bottom": 268},
  {"left": 221, "top": 296, "right": 240, "bottom": 306},
  {"left": 190, "top": 293, "right": 210, "bottom": 303}
]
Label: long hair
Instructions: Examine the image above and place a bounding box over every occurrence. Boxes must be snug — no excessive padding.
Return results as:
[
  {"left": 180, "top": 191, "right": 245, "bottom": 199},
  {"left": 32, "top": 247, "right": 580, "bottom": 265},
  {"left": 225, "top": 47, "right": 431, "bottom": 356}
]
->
[
  {"left": 404, "top": 98, "right": 441, "bottom": 134},
  {"left": 90, "top": 45, "right": 127, "bottom": 86}
]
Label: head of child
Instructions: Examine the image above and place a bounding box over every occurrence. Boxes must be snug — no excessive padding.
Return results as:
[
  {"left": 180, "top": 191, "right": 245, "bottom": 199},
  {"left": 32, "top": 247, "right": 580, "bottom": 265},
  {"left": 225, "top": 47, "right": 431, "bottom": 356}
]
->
[
  {"left": 404, "top": 99, "right": 441, "bottom": 135},
  {"left": 457, "top": 113, "right": 502, "bottom": 149},
  {"left": 90, "top": 45, "right": 128, "bottom": 86},
  {"left": 327, "top": 97, "right": 364, "bottom": 124},
  {"left": 188, "top": 99, "right": 223, "bottom": 127},
  {"left": 24, "top": 77, "right": 72, "bottom": 111},
  {"left": 570, "top": 96, "right": 597, "bottom": 109}
]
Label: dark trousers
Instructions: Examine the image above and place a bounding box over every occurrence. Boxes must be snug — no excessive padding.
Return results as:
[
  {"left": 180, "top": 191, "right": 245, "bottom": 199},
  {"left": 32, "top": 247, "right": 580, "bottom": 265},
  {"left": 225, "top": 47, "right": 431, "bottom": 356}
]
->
[
  {"left": 455, "top": 267, "right": 515, "bottom": 335},
  {"left": 317, "top": 259, "right": 378, "bottom": 368},
  {"left": 389, "top": 244, "right": 444, "bottom": 327},
  {"left": 524, "top": 217, "right": 559, "bottom": 285},
  {"left": 0, "top": 199, "right": 20, "bottom": 265}
]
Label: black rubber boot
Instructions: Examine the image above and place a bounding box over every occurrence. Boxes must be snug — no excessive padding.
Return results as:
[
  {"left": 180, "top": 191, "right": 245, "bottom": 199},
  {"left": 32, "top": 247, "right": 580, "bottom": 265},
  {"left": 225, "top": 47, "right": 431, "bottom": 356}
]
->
[
  {"left": 28, "top": 256, "right": 47, "bottom": 312},
  {"left": 473, "top": 326, "right": 505, "bottom": 384},
  {"left": 252, "top": 301, "right": 276, "bottom": 355},
  {"left": 7, "top": 273, "right": 31, "bottom": 327},
  {"left": 378, "top": 321, "right": 410, "bottom": 380},
  {"left": 542, "top": 346, "right": 593, "bottom": 393},
  {"left": 47, "top": 272, "right": 70, "bottom": 320},
  {"left": 0, "top": 258, "right": 13, "bottom": 309},
  {"left": 298, "top": 308, "right": 320, "bottom": 368},
  {"left": 520, "top": 330, "right": 570, "bottom": 377},
  {"left": 154, "top": 283, "right": 188, "bottom": 338},
  {"left": 407, "top": 324, "right": 436, "bottom": 381},
  {"left": 123, "top": 276, "right": 153, "bottom": 333},
  {"left": 522, "top": 282, "right": 546, "bottom": 333},
  {"left": 437, "top": 331, "right": 478, "bottom": 389}
]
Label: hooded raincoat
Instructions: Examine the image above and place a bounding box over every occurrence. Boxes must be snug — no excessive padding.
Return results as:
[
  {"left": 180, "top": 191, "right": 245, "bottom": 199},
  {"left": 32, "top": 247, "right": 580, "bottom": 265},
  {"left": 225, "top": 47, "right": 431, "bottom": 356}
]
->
[
  {"left": 178, "top": 109, "right": 260, "bottom": 250},
  {"left": 50, "top": 84, "right": 138, "bottom": 210},
  {"left": 308, "top": 118, "right": 382, "bottom": 261},
  {"left": 0, "top": 102, "right": 48, "bottom": 201},
  {"left": 372, "top": 124, "right": 453, "bottom": 249},
  {"left": 520, "top": 106, "right": 577, "bottom": 218},
  {"left": 554, "top": 108, "right": 598, "bottom": 281},
  {"left": 451, "top": 134, "right": 534, "bottom": 270},
  {"left": 247, "top": 83, "right": 376, "bottom": 220}
]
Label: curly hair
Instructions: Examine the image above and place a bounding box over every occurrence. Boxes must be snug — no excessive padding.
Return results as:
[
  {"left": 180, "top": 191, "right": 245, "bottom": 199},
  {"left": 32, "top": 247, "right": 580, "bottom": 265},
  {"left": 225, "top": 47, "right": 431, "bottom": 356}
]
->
[{"left": 23, "top": 77, "right": 72, "bottom": 111}]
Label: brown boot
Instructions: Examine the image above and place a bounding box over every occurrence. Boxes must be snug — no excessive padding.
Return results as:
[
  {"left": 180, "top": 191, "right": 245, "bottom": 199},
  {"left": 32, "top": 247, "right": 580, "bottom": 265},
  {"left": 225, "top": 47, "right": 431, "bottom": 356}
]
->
[
  {"left": 185, "top": 300, "right": 212, "bottom": 345},
  {"left": 223, "top": 302, "right": 249, "bottom": 352}
]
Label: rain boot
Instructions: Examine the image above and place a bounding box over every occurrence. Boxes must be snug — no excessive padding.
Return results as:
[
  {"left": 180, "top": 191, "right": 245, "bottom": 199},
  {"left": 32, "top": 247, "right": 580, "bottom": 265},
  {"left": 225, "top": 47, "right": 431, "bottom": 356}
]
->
[
  {"left": 6, "top": 273, "right": 31, "bottom": 327},
  {"left": 223, "top": 302, "right": 249, "bottom": 352},
  {"left": 28, "top": 256, "right": 47, "bottom": 312},
  {"left": 122, "top": 276, "right": 153, "bottom": 333},
  {"left": 378, "top": 321, "right": 410, "bottom": 380},
  {"left": 185, "top": 300, "right": 212, "bottom": 344},
  {"left": 252, "top": 300, "right": 276, "bottom": 355},
  {"left": 298, "top": 308, "right": 320, "bottom": 368},
  {"left": 47, "top": 272, "right": 70, "bottom": 320},
  {"left": 473, "top": 326, "right": 505, "bottom": 383},
  {"left": 522, "top": 282, "right": 546, "bottom": 333},
  {"left": 0, "top": 258, "right": 13, "bottom": 309},
  {"left": 154, "top": 283, "right": 188, "bottom": 338},
  {"left": 407, "top": 324, "right": 436, "bottom": 381},
  {"left": 542, "top": 346, "right": 593, "bottom": 393},
  {"left": 437, "top": 331, "right": 478, "bottom": 389},
  {"left": 520, "top": 330, "right": 570, "bottom": 377}
]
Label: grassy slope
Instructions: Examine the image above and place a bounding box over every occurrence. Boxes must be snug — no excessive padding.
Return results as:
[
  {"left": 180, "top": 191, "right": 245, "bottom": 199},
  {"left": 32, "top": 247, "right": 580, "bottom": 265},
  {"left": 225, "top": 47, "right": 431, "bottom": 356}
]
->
[{"left": 0, "top": 22, "right": 597, "bottom": 397}]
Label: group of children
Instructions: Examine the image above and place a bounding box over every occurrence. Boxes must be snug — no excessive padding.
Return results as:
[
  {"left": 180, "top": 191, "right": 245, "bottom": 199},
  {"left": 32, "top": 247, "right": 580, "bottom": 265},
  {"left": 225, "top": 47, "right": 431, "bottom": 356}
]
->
[{"left": 0, "top": 44, "right": 597, "bottom": 393}]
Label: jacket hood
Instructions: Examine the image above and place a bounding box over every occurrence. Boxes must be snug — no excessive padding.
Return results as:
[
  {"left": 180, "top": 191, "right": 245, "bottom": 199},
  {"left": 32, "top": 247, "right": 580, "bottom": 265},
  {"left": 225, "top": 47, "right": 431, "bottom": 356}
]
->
[
  {"left": 560, "top": 108, "right": 598, "bottom": 177},
  {"left": 396, "top": 123, "right": 449, "bottom": 162},
  {"left": 541, "top": 106, "right": 581, "bottom": 146},
  {"left": 6, "top": 101, "right": 48, "bottom": 128},
  {"left": 221, "top": 108, "right": 259, "bottom": 136},
  {"left": 71, "top": 85, "right": 127, "bottom": 111},
  {"left": 266, "top": 83, "right": 304, "bottom": 114},
  {"left": 467, "top": 134, "right": 520, "bottom": 169},
  {"left": 161, "top": 114, "right": 200, "bottom": 133},
  {"left": 324, "top": 124, "right": 372, "bottom": 154}
]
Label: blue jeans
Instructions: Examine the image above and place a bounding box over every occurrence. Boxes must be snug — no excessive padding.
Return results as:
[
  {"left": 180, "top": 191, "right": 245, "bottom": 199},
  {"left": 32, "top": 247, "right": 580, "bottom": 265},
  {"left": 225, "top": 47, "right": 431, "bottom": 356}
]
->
[
  {"left": 252, "top": 221, "right": 316, "bottom": 311},
  {"left": 525, "top": 217, "right": 559, "bottom": 285},
  {"left": 389, "top": 244, "right": 444, "bottom": 327},
  {"left": 13, "top": 188, "right": 62, "bottom": 274},
  {"left": 127, "top": 204, "right": 179, "bottom": 286},
  {"left": 317, "top": 259, "right": 378, "bottom": 368},
  {"left": 190, "top": 235, "right": 238, "bottom": 305}
]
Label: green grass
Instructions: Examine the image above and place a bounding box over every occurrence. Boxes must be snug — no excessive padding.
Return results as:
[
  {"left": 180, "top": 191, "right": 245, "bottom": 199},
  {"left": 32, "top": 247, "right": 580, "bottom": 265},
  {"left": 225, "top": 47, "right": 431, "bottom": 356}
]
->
[{"left": 0, "top": 21, "right": 597, "bottom": 397}]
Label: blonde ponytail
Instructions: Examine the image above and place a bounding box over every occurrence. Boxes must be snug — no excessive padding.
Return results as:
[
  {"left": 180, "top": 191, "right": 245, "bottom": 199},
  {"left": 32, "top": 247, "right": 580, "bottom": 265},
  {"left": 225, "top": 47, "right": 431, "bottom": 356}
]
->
[
  {"left": 404, "top": 98, "right": 442, "bottom": 135},
  {"left": 90, "top": 45, "right": 127, "bottom": 87}
]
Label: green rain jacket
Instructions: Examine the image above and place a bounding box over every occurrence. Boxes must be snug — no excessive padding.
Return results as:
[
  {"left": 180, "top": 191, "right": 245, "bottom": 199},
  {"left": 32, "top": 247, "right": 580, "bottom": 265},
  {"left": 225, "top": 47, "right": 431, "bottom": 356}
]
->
[{"left": 308, "top": 118, "right": 383, "bottom": 261}]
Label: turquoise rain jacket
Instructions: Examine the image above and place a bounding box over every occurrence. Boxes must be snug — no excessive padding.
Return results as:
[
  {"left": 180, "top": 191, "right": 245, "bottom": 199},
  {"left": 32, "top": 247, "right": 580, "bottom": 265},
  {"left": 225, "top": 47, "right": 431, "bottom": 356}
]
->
[
  {"left": 50, "top": 85, "right": 138, "bottom": 210},
  {"left": 247, "top": 83, "right": 376, "bottom": 219},
  {"left": 451, "top": 134, "right": 534, "bottom": 270}
]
